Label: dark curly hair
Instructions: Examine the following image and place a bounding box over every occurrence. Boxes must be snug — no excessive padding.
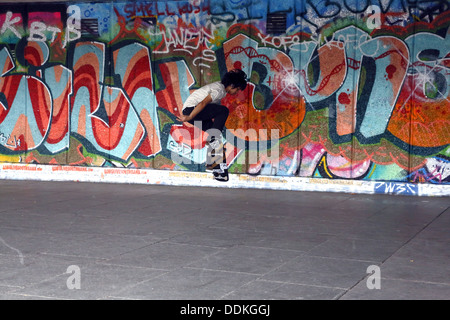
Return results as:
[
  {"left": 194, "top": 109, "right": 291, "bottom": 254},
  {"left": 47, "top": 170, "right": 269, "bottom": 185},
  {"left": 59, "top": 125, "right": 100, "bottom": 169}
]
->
[{"left": 221, "top": 69, "right": 247, "bottom": 91}]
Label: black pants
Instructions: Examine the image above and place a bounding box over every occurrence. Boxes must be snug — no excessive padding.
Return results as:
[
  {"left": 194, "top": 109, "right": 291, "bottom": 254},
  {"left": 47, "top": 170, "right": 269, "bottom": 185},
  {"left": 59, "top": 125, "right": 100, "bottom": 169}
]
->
[{"left": 182, "top": 103, "right": 229, "bottom": 137}]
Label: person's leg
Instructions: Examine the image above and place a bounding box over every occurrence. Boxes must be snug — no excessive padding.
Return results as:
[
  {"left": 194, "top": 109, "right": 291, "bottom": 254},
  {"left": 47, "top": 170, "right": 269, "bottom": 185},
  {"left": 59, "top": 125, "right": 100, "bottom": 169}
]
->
[
  {"left": 183, "top": 107, "right": 213, "bottom": 131},
  {"left": 204, "top": 104, "right": 229, "bottom": 132},
  {"left": 183, "top": 104, "right": 229, "bottom": 140},
  {"left": 183, "top": 104, "right": 229, "bottom": 169},
  {"left": 199, "top": 104, "right": 228, "bottom": 170}
]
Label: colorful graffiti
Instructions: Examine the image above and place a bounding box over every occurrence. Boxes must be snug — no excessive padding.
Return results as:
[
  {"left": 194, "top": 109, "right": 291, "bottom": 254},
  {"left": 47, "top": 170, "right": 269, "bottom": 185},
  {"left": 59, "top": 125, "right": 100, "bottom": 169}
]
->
[{"left": 0, "top": 0, "right": 448, "bottom": 185}]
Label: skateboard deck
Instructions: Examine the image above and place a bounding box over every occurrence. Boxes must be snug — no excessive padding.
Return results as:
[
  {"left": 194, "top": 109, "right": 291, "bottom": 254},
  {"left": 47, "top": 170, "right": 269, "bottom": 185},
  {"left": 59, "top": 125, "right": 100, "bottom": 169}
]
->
[{"left": 206, "top": 141, "right": 229, "bottom": 182}]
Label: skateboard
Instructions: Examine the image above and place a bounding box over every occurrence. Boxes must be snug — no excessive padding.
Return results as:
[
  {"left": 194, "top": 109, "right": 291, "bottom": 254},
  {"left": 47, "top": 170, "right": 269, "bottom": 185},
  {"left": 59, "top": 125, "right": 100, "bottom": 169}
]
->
[{"left": 206, "top": 141, "right": 229, "bottom": 182}]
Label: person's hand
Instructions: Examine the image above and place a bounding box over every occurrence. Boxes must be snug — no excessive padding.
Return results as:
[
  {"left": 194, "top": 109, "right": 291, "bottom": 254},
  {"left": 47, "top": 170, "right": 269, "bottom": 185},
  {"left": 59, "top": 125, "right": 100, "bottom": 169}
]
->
[{"left": 176, "top": 114, "right": 191, "bottom": 123}]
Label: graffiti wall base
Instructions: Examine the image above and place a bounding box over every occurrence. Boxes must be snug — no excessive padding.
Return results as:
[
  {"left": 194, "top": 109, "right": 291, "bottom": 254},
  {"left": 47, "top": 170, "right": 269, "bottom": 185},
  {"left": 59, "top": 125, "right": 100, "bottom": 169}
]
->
[{"left": 0, "top": 163, "right": 447, "bottom": 197}]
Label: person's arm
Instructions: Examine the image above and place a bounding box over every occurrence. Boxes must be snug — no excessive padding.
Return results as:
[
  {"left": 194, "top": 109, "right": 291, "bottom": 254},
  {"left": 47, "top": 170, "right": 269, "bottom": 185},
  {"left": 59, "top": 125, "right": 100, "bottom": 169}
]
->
[{"left": 177, "top": 94, "right": 212, "bottom": 123}]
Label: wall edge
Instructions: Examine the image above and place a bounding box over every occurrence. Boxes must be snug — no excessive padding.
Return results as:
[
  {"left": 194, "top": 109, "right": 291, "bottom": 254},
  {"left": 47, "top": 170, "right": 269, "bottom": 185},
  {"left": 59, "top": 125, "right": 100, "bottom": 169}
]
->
[{"left": 0, "top": 163, "right": 447, "bottom": 197}]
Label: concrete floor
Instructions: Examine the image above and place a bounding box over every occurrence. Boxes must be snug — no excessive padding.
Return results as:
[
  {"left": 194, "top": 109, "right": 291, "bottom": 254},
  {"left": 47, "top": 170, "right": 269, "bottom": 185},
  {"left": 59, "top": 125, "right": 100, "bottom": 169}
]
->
[{"left": 0, "top": 179, "right": 448, "bottom": 300}]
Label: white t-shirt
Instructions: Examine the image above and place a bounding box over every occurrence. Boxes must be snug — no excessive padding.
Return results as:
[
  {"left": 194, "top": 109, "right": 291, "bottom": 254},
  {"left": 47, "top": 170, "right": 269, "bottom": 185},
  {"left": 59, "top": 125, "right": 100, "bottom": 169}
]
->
[{"left": 182, "top": 81, "right": 227, "bottom": 110}]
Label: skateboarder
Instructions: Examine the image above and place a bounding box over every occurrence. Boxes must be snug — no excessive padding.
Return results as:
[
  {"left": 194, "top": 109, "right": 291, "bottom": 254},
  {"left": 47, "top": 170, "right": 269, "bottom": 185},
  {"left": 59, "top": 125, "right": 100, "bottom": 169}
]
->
[{"left": 176, "top": 69, "right": 247, "bottom": 172}]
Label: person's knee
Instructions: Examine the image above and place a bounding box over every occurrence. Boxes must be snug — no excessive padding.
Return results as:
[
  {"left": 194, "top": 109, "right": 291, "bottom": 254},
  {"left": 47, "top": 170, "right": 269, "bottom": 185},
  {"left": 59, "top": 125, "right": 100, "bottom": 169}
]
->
[{"left": 222, "top": 106, "right": 229, "bottom": 117}]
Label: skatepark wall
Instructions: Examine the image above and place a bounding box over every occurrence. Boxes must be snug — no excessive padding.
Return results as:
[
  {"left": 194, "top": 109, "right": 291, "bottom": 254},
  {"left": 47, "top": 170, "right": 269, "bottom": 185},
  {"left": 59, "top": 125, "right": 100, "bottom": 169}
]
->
[{"left": 0, "top": 0, "right": 448, "bottom": 197}]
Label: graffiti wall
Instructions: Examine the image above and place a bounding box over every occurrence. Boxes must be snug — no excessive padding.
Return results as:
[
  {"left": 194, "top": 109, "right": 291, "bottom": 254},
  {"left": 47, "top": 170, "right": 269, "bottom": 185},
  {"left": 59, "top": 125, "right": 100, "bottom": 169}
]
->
[{"left": 0, "top": 0, "right": 448, "bottom": 187}]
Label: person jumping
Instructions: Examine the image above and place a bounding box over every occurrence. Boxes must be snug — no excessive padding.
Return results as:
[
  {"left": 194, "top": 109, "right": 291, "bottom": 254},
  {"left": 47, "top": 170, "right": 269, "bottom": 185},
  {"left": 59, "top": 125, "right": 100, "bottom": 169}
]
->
[{"left": 176, "top": 69, "right": 247, "bottom": 171}]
